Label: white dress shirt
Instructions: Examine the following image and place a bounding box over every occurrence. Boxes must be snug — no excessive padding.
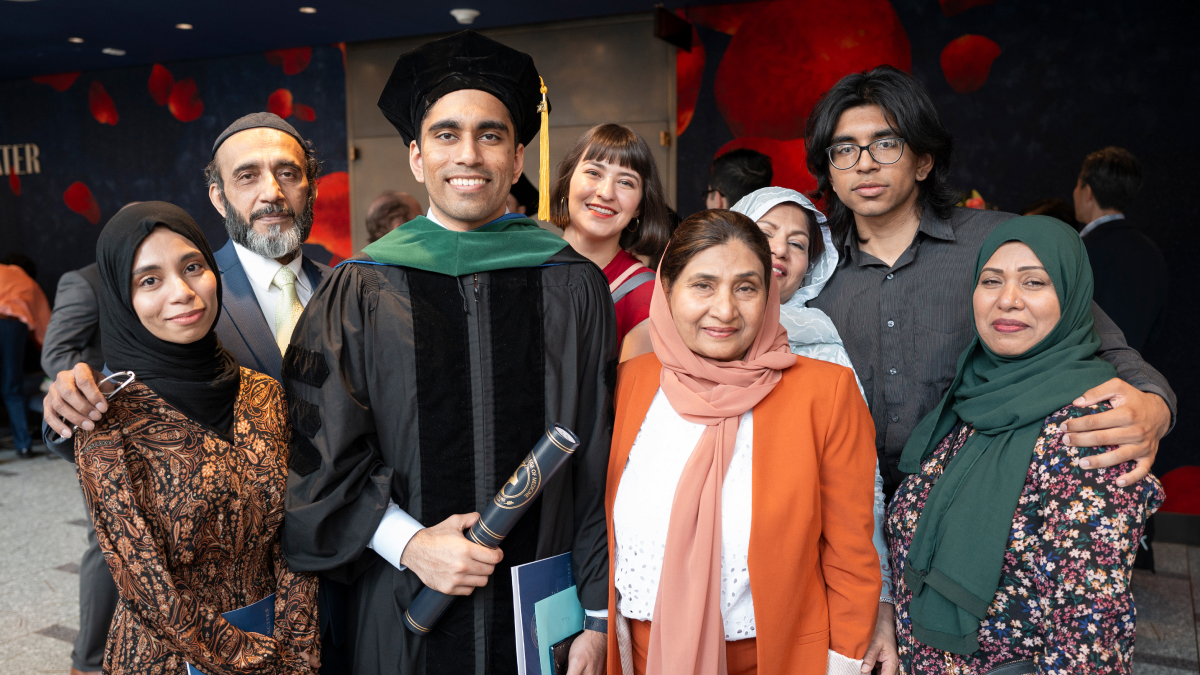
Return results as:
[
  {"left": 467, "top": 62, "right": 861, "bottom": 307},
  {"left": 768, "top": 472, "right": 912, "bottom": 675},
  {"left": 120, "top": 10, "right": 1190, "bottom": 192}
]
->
[
  {"left": 613, "top": 389, "right": 756, "bottom": 640},
  {"left": 231, "top": 242, "right": 312, "bottom": 340}
]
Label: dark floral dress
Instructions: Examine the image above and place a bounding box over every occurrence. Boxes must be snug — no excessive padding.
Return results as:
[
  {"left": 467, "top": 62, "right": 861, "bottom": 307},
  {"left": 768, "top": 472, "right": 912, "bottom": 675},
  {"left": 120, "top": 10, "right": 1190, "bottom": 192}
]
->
[
  {"left": 886, "top": 404, "right": 1163, "bottom": 675},
  {"left": 75, "top": 369, "right": 319, "bottom": 675}
]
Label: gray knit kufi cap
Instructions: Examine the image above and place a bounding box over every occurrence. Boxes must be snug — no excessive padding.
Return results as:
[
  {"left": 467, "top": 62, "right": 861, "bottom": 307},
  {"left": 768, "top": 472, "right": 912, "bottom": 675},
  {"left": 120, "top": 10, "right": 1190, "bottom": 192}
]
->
[{"left": 211, "top": 112, "right": 308, "bottom": 158}]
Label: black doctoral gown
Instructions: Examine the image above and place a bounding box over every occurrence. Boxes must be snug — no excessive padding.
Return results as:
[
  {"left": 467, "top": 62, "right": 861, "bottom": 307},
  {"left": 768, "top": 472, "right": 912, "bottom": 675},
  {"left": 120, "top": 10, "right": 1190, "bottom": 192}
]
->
[{"left": 280, "top": 246, "right": 616, "bottom": 675}]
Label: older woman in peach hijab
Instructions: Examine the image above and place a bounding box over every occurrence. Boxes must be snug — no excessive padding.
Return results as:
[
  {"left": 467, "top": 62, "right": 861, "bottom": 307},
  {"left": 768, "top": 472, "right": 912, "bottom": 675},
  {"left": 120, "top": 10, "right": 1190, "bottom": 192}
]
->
[{"left": 604, "top": 209, "right": 881, "bottom": 675}]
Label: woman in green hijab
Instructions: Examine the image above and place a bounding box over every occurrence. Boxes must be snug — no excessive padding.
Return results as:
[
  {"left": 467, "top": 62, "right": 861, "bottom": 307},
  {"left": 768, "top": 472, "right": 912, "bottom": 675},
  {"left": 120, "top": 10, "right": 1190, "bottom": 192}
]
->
[{"left": 884, "top": 215, "right": 1163, "bottom": 675}]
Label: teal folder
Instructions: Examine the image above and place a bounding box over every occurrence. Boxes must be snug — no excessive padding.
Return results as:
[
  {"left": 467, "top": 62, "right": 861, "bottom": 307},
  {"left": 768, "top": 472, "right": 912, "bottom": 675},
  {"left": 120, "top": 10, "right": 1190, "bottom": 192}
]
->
[{"left": 533, "top": 585, "right": 584, "bottom": 675}]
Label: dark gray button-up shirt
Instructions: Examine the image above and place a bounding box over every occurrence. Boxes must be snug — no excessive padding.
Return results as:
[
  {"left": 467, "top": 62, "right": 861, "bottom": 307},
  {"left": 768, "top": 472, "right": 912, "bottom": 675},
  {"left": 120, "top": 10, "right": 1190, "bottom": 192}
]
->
[{"left": 810, "top": 207, "right": 1176, "bottom": 495}]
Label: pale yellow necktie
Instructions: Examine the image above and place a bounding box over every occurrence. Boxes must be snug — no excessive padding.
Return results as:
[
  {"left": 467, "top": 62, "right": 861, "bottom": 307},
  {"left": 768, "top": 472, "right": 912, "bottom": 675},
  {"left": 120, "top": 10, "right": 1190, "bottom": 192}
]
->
[{"left": 272, "top": 265, "right": 304, "bottom": 353}]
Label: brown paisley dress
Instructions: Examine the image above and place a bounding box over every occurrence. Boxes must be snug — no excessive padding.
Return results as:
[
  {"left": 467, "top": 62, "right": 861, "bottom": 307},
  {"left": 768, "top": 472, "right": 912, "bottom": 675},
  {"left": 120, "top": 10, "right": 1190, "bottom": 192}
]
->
[{"left": 75, "top": 369, "right": 319, "bottom": 675}]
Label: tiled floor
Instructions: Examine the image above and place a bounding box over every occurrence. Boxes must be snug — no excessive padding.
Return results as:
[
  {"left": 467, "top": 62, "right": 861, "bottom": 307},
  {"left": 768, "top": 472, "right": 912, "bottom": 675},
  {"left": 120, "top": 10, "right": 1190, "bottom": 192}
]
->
[{"left": 0, "top": 446, "right": 1197, "bottom": 674}]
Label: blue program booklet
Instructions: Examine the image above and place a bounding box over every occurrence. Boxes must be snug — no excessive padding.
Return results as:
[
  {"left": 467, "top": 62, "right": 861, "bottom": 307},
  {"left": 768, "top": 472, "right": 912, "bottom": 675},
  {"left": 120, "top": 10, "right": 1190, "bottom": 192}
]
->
[
  {"left": 511, "top": 553, "right": 575, "bottom": 675},
  {"left": 185, "top": 593, "right": 275, "bottom": 675}
]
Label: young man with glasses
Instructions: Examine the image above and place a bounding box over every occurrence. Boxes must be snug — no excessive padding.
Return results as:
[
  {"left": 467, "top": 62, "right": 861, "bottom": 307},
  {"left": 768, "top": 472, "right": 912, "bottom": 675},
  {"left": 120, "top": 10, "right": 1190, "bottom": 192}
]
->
[{"left": 804, "top": 65, "right": 1175, "bottom": 675}]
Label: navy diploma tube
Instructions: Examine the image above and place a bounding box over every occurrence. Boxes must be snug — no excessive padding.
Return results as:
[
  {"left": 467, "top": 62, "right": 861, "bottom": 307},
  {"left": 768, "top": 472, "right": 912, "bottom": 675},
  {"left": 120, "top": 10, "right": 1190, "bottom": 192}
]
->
[{"left": 403, "top": 424, "right": 580, "bottom": 634}]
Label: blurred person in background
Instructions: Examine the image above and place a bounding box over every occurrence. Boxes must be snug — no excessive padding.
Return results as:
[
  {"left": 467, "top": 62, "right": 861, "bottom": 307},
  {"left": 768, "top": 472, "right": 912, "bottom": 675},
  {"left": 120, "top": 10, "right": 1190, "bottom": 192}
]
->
[
  {"left": 365, "top": 190, "right": 422, "bottom": 243},
  {"left": 1019, "top": 197, "right": 1075, "bottom": 229},
  {"left": 703, "top": 148, "right": 773, "bottom": 209},
  {"left": 40, "top": 260, "right": 115, "bottom": 675},
  {"left": 0, "top": 252, "right": 50, "bottom": 459},
  {"left": 506, "top": 173, "right": 539, "bottom": 215},
  {"left": 1074, "top": 146, "right": 1166, "bottom": 353},
  {"left": 551, "top": 123, "right": 673, "bottom": 360}
]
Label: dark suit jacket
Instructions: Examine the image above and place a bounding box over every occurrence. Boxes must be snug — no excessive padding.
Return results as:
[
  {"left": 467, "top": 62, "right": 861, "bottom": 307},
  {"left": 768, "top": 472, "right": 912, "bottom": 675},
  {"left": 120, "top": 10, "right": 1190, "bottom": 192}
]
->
[
  {"left": 41, "top": 263, "right": 104, "bottom": 377},
  {"left": 1083, "top": 219, "right": 1168, "bottom": 353},
  {"left": 213, "top": 239, "right": 330, "bottom": 381}
]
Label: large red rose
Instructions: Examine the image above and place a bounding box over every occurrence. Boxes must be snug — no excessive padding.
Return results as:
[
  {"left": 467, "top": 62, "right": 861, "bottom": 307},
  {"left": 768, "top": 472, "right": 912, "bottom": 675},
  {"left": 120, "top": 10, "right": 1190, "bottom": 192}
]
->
[{"left": 714, "top": 0, "right": 911, "bottom": 140}]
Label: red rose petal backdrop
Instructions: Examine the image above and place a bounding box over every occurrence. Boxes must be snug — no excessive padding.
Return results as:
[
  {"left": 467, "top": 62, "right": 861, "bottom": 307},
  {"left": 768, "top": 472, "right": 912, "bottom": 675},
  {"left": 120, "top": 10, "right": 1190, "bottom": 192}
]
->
[
  {"left": 63, "top": 182, "right": 101, "bottom": 225},
  {"left": 148, "top": 64, "right": 175, "bottom": 106},
  {"left": 941, "top": 35, "right": 1002, "bottom": 93},
  {"left": 32, "top": 72, "right": 80, "bottom": 92},
  {"left": 168, "top": 77, "right": 205, "bottom": 122},
  {"left": 674, "top": 16, "right": 705, "bottom": 137},
  {"left": 294, "top": 104, "right": 317, "bottom": 122},
  {"left": 268, "top": 88, "right": 294, "bottom": 118},
  {"left": 714, "top": 0, "right": 911, "bottom": 141},
  {"left": 88, "top": 81, "right": 119, "bottom": 125},
  {"left": 2, "top": 44, "right": 347, "bottom": 306},
  {"left": 266, "top": 47, "right": 313, "bottom": 75},
  {"left": 309, "top": 171, "right": 351, "bottom": 259},
  {"left": 939, "top": 0, "right": 997, "bottom": 17},
  {"left": 682, "top": 0, "right": 911, "bottom": 196}
]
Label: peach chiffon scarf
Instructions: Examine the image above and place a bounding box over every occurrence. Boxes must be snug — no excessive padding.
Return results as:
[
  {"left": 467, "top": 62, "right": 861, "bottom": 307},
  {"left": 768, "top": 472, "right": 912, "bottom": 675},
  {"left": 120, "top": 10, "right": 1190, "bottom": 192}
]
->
[{"left": 643, "top": 265, "right": 795, "bottom": 675}]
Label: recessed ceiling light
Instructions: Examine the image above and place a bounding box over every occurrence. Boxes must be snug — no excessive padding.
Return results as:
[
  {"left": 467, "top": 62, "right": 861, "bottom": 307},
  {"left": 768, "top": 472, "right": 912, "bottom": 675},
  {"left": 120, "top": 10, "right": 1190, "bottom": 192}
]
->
[
  {"left": 299, "top": 6, "right": 316, "bottom": 13},
  {"left": 450, "top": 8, "right": 480, "bottom": 24},
  {"left": 68, "top": 37, "right": 84, "bottom": 44},
  {"left": 175, "top": 23, "right": 193, "bottom": 30},
  {"left": 101, "top": 47, "right": 126, "bottom": 56}
]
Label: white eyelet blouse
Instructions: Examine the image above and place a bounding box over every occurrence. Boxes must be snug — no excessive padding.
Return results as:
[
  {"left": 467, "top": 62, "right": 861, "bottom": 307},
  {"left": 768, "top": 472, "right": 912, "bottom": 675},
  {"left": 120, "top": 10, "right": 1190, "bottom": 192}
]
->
[{"left": 613, "top": 388, "right": 757, "bottom": 641}]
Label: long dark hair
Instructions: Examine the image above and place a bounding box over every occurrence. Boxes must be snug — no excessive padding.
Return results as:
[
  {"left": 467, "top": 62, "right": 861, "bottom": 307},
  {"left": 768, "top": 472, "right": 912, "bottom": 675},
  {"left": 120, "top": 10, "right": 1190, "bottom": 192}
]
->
[
  {"left": 549, "top": 124, "right": 672, "bottom": 267},
  {"left": 659, "top": 209, "right": 771, "bottom": 291},
  {"left": 805, "top": 66, "right": 958, "bottom": 243}
]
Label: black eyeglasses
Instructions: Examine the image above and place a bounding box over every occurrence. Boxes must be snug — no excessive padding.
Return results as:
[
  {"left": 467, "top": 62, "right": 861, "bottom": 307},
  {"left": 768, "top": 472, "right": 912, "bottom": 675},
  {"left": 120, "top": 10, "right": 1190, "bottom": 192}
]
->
[
  {"left": 702, "top": 187, "right": 723, "bottom": 201},
  {"left": 825, "top": 137, "right": 907, "bottom": 170}
]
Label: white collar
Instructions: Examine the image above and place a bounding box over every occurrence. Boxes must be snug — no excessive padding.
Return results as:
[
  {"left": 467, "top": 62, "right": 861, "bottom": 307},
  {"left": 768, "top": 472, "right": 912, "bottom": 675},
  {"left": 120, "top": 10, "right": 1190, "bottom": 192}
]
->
[
  {"left": 425, "top": 205, "right": 511, "bottom": 230},
  {"left": 231, "top": 241, "right": 309, "bottom": 293},
  {"left": 1078, "top": 213, "right": 1125, "bottom": 238}
]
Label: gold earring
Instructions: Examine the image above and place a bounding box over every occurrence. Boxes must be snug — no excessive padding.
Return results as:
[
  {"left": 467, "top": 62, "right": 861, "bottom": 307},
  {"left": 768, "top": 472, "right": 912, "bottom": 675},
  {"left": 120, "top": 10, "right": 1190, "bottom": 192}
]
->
[{"left": 627, "top": 217, "right": 640, "bottom": 233}]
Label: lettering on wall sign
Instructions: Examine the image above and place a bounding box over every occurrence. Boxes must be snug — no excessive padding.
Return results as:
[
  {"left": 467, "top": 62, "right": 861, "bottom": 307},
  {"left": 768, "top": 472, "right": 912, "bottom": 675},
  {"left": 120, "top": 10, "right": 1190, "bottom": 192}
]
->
[{"left": 0, "top": 144, "right": 42, "bottom": 176}]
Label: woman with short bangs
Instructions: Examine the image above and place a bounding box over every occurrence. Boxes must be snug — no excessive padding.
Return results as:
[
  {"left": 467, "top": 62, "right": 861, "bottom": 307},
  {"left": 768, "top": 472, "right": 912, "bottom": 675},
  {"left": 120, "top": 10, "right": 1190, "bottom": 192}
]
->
[
  {"left": 73, "top": 202, "right": 319, "bottom": 674},
  {"left": 605, "top": 210, "right": 881, "bottom": 675},
  {"left": 550, "top": 123, "right": 672, "bottom": 361},
  {"left": 887, "top": 216, "right": 1163, "bottom": 674}
]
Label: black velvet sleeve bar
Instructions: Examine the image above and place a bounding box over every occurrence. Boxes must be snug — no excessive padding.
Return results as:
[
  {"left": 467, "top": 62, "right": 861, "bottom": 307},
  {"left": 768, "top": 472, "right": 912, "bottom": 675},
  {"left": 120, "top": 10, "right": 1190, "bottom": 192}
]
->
[{"left": 280, "top": 261, "right": 394, "bottom": 582}]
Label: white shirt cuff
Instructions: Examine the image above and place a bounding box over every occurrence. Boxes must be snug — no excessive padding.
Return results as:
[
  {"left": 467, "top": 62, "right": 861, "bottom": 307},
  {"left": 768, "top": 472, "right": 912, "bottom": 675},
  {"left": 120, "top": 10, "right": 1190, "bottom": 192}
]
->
[
  {"left": 367, "top": 500, "right": 424, "bottom": 571},
  {"left": 584, "top": 609, "right": 609, "bottom": 618}
]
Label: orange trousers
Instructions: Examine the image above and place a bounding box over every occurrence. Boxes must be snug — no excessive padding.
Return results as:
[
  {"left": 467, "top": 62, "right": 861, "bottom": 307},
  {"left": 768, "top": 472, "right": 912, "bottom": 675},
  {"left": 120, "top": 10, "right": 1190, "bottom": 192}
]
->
[{"left": 630, "top": 619, "right": 758, "bottom": 675}]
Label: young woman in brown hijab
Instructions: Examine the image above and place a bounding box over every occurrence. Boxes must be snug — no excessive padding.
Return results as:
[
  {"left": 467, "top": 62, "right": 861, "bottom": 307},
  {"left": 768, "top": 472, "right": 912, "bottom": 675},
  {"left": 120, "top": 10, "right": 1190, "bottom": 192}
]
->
[
  {"left": 75, "top": 202, "right": 319, "bottom": 674},
  {"left": 605, "top": 210, "right": 881, "bottom": 675}
]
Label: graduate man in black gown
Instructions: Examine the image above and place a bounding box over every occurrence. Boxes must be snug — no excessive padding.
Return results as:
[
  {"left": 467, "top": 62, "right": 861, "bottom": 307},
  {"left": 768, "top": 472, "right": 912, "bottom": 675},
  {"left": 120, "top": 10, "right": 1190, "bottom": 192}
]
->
[{"left": 280, "top": 31, "right": 614, "bottom": 675}]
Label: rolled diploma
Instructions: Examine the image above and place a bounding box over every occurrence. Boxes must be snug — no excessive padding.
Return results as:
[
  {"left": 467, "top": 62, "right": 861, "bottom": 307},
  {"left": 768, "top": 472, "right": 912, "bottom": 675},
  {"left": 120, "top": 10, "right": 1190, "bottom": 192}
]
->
[{"left": 403, "top": 423, "right": 580, "bottom": 634}]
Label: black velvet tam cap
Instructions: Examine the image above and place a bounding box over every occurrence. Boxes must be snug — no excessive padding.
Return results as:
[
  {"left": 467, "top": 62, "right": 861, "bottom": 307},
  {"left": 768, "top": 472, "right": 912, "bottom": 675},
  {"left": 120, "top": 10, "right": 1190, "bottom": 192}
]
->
[
  {"left": 378, "top": 30, "right": 544, "bottom": 147},
  {"left": 211, "top": 112, "right": 308, "bottom": 159}
]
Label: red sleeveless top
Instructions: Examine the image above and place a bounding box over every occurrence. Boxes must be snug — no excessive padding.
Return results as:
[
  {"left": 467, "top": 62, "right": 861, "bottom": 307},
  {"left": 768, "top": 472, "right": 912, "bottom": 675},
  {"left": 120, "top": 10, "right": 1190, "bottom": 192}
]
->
[{"left": 602, "top": 249, "right": 654, "bottom": 349}]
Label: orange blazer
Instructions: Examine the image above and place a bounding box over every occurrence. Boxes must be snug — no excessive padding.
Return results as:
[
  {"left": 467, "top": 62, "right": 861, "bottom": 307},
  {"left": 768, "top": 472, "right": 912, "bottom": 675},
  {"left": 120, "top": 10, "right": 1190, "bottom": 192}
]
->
[{"left": 605, "top": 353, "right": 881, "bottom": 675}]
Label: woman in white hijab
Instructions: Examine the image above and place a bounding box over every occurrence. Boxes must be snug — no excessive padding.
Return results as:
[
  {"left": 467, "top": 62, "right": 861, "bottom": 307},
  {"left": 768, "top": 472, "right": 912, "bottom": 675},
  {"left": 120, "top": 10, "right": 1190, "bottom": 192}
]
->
[{"left": 732, "top": 187, "right": 898, "bottom": 675}]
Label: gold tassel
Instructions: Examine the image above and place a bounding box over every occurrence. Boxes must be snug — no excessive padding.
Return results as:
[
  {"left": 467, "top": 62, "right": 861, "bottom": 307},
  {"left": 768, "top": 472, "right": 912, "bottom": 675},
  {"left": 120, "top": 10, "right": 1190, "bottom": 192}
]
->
[{"left": 537, "top": 76, "right": 550, "bottom": 221}]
